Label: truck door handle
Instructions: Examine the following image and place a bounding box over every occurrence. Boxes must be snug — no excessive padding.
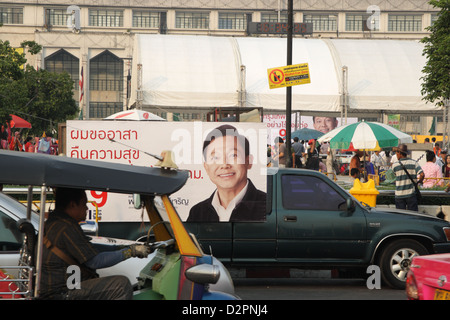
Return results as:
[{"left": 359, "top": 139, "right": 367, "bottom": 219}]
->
[{"left": 283, "top": 215, "right": 297, "bottom": 222}]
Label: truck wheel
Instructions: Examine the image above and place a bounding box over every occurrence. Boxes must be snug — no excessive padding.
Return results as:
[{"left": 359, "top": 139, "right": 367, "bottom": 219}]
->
[{"left": 378, "top": 239, "right": 428, "bottom": 289}]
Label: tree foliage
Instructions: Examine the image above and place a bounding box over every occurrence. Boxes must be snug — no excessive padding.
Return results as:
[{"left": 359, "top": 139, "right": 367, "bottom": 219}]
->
[
  {"left": 421, "top": 0, "right": 450, "bottom": 106},
  {"left": 0, "top": 40, "right": 77, "bottom": 137}
]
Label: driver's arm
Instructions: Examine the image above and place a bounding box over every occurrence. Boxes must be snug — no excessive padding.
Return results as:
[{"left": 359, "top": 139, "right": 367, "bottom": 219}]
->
[{"left": 85, "top": 244, "right": 151, "bottom": 270}]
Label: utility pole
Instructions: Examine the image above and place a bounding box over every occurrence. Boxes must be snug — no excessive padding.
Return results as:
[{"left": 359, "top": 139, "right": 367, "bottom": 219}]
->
[{"left": 286, "top": 0, "right": 293, "bottom": 167}]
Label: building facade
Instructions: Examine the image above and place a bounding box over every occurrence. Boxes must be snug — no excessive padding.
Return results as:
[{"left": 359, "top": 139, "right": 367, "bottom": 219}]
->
[{"left": 0, "top": 0, "right": 441, "bottom": 134}]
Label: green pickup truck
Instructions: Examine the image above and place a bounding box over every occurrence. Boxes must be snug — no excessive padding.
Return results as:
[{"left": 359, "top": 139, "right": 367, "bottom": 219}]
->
[{"left": 185, "top": 168, "right": 450, "bottom": 289}]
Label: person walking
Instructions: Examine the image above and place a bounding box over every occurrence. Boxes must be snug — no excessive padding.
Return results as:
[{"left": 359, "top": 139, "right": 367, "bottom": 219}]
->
[
  {"left": 421, "top": 150, "right": 443, "bottom": 188},
  {"left": 272, "top": 137, "right": 286, "bottom": 168},
  {"left": 292, "top": 137, "right": 305, "bottom": 168},
  {"left": 305, "top": 139, "right": 319, "bottom": 170},
  {"left": 392, "top": 144, "right": 424, "bottom": 211}
]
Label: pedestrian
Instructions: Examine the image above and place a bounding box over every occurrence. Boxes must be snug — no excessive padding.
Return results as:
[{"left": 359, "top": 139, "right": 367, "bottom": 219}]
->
[
  {"left": 9, "top": 131, "right": 23, "bottom": 151},
  {"left": 292, "top": 137, "right": 305, "bottom": 168},
  {"left": 436, "top": 149, "right": 446, "bottom": 170},
  {"left": 349, "top": 151, "right": 363, "bottom": 177},
  {"left": 392, "top": 144, "right": 424, "bottom": 211},
  {"left": 421, "top": 150, "right": 443, "bottom": 188},
  {"left": 37, "top": 134, "right": 51, "bottom": 154},
  {"left": 305, "top": 139, "right": 319, "bottom": 170},
  {"left": 272, "top": 137, "right": 286, "bottom": 168},
  {"left": 434, "top": 142, "right": 442, "bottom": 157},
  {"left": 40, "top": 187, "right": 151, "bottom": 300},
  {"left": 350, "top": 167, "right": 361, "bottom": 183},
  {"left": 326, "top": 145, "right": 335, "bottom": 175},
  {"left": 24, "top": 136, "right": 34, "bottom": 152},
  {"left": 370, "top": 150, "right": 386, "bottom": 172},
  {"left": 390, "top": 150, "right": 397, "bottom": 167},
  {"left": 443, "top": 154, "right": 450, "bottom": 178},
  {"left": 0, "top": 125, "right": 8, "bottom": 149}
]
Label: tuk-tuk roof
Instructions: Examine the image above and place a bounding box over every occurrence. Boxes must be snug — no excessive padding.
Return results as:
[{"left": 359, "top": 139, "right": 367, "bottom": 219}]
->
[{"left": 0, "top": 150, "right": 188, "bottom": 195}]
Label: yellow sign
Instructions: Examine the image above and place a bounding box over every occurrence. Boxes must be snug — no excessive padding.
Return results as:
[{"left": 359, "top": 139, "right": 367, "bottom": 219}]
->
[
  {"left": 14, "top": 47, "right": 24, "bottom": 69},
  {"left": 267, "top": 63, "right": 310, "bottom": 89}
]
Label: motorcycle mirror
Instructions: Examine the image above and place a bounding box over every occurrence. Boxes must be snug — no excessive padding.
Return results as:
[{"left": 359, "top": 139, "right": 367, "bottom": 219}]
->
[
  {"left": 133, "top": 194, "right": 142, "bottom": 209},
  {"left": 80, "top": 220, "right": 98, "bottom": 236},
  {"left": 185, "top": 264, "right": 220, "bottom": 285}
]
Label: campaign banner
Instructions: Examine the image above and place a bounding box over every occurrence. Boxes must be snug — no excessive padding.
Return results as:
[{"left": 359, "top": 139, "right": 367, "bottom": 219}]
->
[
  {"left": 264, "top": 114, "right": 358, "bottom": 144},
  {"left": 66, "top": 121, "right": 267, "bottom": 222}
]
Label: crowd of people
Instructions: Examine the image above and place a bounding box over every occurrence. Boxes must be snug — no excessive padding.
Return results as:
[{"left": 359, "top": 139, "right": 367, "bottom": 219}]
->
[
  {"left": 0, "top": 123, "right": 58, "bottom": 155},
  {"left": 268, "top": 137, "right": 335, "bottom": 174},
  {"left": 268, "top": 135, "right": 450, "bottom": 188}
]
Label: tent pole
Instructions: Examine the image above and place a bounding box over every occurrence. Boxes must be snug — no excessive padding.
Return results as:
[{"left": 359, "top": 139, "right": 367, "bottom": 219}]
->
[
  {"left": 341, "top": 66, "right": 348, "bottom": 125},
  {"left": 136, "top": 63, "right": 143, "bottom": 110}
]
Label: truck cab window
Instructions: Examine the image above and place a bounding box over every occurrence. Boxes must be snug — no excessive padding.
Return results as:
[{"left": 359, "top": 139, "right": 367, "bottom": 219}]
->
[{"left": 281, "top": 175, "right": 345, "bottom": 211}]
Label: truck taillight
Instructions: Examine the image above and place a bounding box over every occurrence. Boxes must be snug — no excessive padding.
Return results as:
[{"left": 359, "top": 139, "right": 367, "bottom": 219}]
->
[
  {"left": 444, "top": 227, "right": 450, "bottom": 241},
  {"left": 406, "top": 271, "right": 419, "bottom": 300}
]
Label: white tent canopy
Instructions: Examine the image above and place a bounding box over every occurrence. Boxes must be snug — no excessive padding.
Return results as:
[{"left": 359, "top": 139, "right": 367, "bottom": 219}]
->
[
  {"left": 130, "top": 34, "right": 440, "bottom": 113},
  {"left": 329, "top": 39, "right": 430, "bottom": 111}
]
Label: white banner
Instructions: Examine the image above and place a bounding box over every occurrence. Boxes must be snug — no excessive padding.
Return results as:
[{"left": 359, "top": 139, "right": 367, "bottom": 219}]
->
[{"left": 66, "top": 121, "right": 267, "bottom": 222}]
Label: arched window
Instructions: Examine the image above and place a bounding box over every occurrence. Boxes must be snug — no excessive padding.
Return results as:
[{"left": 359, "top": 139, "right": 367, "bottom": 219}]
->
[
  {"left": 45, "top": 49, "right": 79, "bottom": 89},
  {"left": 89, "top": 50, "right": 123, "bottom": 118}
]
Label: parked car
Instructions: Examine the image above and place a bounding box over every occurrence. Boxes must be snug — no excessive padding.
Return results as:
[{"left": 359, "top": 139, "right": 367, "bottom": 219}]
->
[
  {"left": 0, "top": 150, "right": 238, "bottom": 300},
  {"left": 185, "top": 167, "right": 450, "bottom": 289},
  {"left": 406, "top": 253, "right": 450, "bottom": 300}
]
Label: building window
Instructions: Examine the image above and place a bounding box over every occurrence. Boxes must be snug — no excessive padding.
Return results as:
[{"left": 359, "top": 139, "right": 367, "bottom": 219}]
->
[
  {"left": 303, "top": 14, "right": 337, "bottom": 31},
  {"left": 89, "top": 51, "right": 123, "bottom": 118},
  {"left": 89, "top": 102, "right": 122, "bottom": 118},
  {"left": 133, "top": 10, "right": 159, "bottom": 28},
  {"left": 346, "top": 13, "right": 379, "bottom": 31},
  {"left": 431, "top": 13, "right": 439, "bottom": 25},
  {"left": 176, "top": 12, "right": 209, "bottom": 29},
  {"left": 90, "top": 51, "right": 123, "bottom": 91},
  {"left": 218, "top": 12, "right": 247, "bottom": 30},
  {"left": 89, "top": 9, "right": 123, "bottom": 27},
  {"left": 261, "top": 12, "right": 288, "bottom": 23},
  {"left": 388, "top": 14, "right": 422, "bottom": 32},
  {"left": 0, "top": 7, "right": 23, "bottom": 24},
  {"left": 45, "top": 8, "right": 70, "bottom": 26},
  {"left": 45, "top": 49, "right": 80, "bottom": 90}
]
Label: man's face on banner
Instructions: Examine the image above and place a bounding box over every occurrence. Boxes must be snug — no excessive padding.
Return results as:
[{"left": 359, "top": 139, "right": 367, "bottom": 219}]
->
[
  {"left": 203, "top": 135, "right": 252, "bottom": 193},
  {"left": 313, "top": 117, "right": 338, "bottom": 134}
]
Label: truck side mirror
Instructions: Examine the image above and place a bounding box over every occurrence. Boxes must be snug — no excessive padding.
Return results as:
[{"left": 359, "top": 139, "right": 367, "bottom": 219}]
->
[{"left": 346, "top": 198, "right": 356, "bottom": 213}]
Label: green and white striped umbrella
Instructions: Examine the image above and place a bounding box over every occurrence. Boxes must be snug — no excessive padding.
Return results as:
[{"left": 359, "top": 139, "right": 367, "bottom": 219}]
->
[{"left": 317, "top": 121, "right": 412, "bottom": 150}]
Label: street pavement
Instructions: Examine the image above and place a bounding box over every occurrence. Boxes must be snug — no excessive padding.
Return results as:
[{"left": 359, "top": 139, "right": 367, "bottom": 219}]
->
[{"left": 233, "top": 278, "right": 407, "bottom": 300}]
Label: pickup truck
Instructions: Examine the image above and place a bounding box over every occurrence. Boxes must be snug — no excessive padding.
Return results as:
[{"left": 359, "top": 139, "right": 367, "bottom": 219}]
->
[{"left": 185, "top": 167, "right": 450, "bottom": 289}]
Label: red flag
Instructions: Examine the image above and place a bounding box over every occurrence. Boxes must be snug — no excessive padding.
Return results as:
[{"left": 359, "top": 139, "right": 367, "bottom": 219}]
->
[{"left": 79, "top": 66, "right": 84, "bottom": 103}]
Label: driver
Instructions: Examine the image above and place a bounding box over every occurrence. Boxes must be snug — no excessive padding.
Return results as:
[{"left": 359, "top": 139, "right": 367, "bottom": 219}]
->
[{"left": 40, "top": 187, "right": 151, "bottom": 300}]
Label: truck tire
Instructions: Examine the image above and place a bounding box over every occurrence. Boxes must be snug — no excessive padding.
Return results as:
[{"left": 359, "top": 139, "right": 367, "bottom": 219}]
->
[{"left": 378, "top": 239, "right": 428, "bottom": 289}]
